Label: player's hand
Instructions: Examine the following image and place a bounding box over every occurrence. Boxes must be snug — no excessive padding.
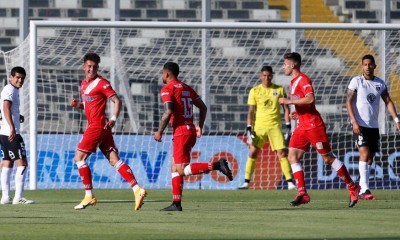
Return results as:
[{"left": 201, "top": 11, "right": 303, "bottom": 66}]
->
[
  {"left": 283, "top": 123, "right": 291, "bottom": 145},
  {"left": 19, "top": 115, "right": 24, "bottom": 123},
  {"left": 153, "top": 131, "right": 162, "bottom": 142},
  {"left": 70, "top": 99, "right": 79, "bottom": 108},
  {"left": 289, "top": 111, "right": 298, "bottom": 120},
  {"left": 352, "top": 121, "right": 361, "bottom": 135},
  {"left": 8, "top": 128, "right": 16, "bottom": 142},
  {"left": 279, "top": 97, "right": 291, "bottom": 105},
  {"left": 104, "top": 119, "right": 116, "bottom": 129},
  {"left": 246, "top": 125, "right": 255, "bottom": 145},
  {"left": 196, "top": 126, "right": 203, "bottom": 138}
]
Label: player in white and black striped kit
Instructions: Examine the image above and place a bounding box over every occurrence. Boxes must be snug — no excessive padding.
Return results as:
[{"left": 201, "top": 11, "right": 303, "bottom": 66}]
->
[
  {"left": 0, "top": 66, "right": 34, "bottom": 204},
  {"left": 346, "top": 54, "right": 400, "bottom": 200}
]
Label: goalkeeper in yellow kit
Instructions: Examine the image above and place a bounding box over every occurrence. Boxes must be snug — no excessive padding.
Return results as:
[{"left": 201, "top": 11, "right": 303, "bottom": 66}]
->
[{"left": 238, "top": 66, "right": 296, "bottom": 190}]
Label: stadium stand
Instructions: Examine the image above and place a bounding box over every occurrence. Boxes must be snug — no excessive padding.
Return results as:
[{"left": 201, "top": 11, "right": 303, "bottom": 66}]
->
[{"left": 0, "top": 0, "right": 397, "bottom": 134}]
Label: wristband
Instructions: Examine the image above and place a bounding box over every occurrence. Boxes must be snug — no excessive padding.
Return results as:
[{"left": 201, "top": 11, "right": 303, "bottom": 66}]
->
[
  {"left": 395, "top": 117, "right": 399, "bottom": 123},
  {"left": 110, "top": 115, "right": 117, "bottom": 121}
]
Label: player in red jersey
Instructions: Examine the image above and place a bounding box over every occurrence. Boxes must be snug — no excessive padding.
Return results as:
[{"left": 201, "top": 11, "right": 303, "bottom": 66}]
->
[
  {"left": 278, "top": 52, "right": 360, "bottom": 208},
  {"left": 153, "top": 62, "right": 233, "bottom": 211},
  {"left": 70, "top": 53, "right": 147, "bottom": 211}
]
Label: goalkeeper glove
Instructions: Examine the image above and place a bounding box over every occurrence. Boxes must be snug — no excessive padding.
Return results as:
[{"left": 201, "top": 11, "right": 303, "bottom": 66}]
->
[
  {"left": 246, "top": 125, "right": 255, "bottom": 145},
  {"left": 283, "top": 123, "right": 291, "bottom": 145}
]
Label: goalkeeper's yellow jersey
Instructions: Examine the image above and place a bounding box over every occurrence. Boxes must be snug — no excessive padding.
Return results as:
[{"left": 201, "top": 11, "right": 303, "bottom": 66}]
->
[{"left": 248, "top": 83, "right": 286, "bottom": 126}]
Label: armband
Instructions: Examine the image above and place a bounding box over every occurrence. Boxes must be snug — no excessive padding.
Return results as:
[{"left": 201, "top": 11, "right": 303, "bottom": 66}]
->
[
  {"left": 285, "top": 122, "right": 291, "bottom": 129},
  {"left": 395, "top": 117, "right": 399, "bottom": 123},
  {"left": 110, "top": 115, "right": 117, "bottom": 122}
]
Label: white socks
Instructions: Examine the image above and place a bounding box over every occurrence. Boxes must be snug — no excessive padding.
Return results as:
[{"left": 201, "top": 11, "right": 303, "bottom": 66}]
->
[
  {"left": 14, "top": 166, "right": 27, "bottom": 200},
  {"left": 359, "top": 161, "right": 369, "bottom": 193},
  {"left": 1, "top": 167, "right": 12, "bottom": 199}
]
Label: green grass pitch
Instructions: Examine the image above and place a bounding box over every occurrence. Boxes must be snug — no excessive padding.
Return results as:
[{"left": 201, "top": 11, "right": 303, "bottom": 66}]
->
[{"left": 0, "top": 189, "right": 399, "bottom": 240}]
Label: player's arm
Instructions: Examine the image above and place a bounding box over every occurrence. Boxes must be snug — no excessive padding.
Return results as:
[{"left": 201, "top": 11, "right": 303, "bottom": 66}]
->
[
  {"left": 154, "top": 102, "right": 173, "bottom": 142},
  {"left": 193, "top": 98, "right": 207, "bottom": 137},
  {"left": 3, "top": 100, "right": 16, "bottom": 141},
  {"left": 245, "top": 105, "right": 256, "bottom": 144},
  {"left": 381, "top": 91, "right": 400, "bottom": 131},
  {"left": 279, "top": 93, "right": 314, "bottom": 106},
  {"left": 70, "top": 98, "right": 84, "bottom": 110},
  {"left": 104, "top": 94, "right": 121, "bottom": 129},
  {"left": 345, "top": 88, "right": 360, "bottom": 134}
]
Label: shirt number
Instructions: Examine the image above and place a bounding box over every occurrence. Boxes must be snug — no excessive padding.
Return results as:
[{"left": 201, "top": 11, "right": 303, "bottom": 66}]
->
[{"left": 181, "top": 97, "right": 193, "bottom": 118}]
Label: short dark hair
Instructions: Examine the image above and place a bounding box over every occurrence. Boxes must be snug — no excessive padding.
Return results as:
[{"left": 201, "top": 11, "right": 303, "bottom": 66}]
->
[
  {"left": 260, "top": 66, "right": 274, "bottom": 74},
  {"left": 83, "top": 52, "right": 101, "bottom": 64},
  {"left": 163, "top": 62, "right": 179, "bottom": 77},
  {"left": 362, "top": 54, "right": 375, "bottom": 64},
  {"left": 284, "top": 52, "right": 302, "bottom": 66},
  {"left": 11, "top": 66, "right": 26, "bottom": 77}
]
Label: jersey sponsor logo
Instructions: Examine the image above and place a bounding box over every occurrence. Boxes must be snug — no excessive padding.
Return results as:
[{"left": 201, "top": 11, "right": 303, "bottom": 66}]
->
[
  {"left": 367, "top": 93, "right": 376, "bottom": 103},
  {"left": 103, "top": 84, "right": 110, "bottom": 89},
  {"left": 82, "top": 95, "right": 95, "bottom": 102},
  {"left": 174, "top": 84, "right": 183, "bottom": 88},
  {"left": 161, "top": 92, "right": 169, "bottom": 96}
]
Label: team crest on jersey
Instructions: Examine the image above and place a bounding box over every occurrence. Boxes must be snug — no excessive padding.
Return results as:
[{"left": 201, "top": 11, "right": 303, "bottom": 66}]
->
[
  {"left": 272, "top": 90, "right": 278, "bottom": 96},
  {"left": 367, "top": 93, "right": 376, "bottom": 103},
  {"left": 375, "top": 85, "right": 381, "bottom": 91}
]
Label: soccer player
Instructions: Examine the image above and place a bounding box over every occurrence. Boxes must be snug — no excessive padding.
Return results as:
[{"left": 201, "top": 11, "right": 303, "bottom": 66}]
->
[
  {"left": 278, "top": 52, "right": 360, "bottom": 208},
  {"left": 70, "top": 53, "right": 147, "bottom": 210},
  {"left": 153, "top": 62, "right": 233, "bottom": 211},
  {"left": 0, "top": 66, "right": 34, "bottom": 205},
  {"left": 238, "top": 66, "right": 296, "bottom": 190},
  {"left": 346, "top": 54, "right": 400, "bottom": 200}
]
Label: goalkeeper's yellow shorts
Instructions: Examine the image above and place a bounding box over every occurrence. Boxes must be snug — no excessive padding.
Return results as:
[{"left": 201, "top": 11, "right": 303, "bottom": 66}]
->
[{"left": 252, "top": 124, "right": 286, "bottom": 151}]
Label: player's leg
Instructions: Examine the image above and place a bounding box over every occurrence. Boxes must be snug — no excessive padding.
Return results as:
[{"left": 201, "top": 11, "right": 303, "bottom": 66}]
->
[
  {"left": 161, "top": 134, "right": 194, "bottom": 211},
  {"left": 239, "top": 126, "right": 267, "bottom": 189},
  {"left": 1, "top": 160, "right": 13, "bottom": 204},
  {"left": 102, "top": 132, "right": 147, "bottom": 211},
  {"left": 74, "top": 128, "right": 102, "bottom": 210},
  {"left": 287, "top": 128, "right": 310, "bottom": 206},
  {"left": 268, "top": 126, "right": 296, "bottom": 190},
  {"left": 356, "top": 127, "right": 378, "bottom": 200},
  {"left": 161, "top": 159, "right": 184, "bottom": 211},
  {"left": 0, "top": 135, "right": 13, "bottom": 204},
  {"left": 312, "top": 125, "right": 360, "bottom": 207},
  {"left": 2, "top": 135, "right": 33, "bottom": 204}
]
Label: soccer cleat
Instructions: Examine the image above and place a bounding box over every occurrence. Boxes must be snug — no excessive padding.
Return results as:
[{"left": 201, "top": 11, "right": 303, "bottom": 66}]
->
[
  {"left": 348, "top": 184, "right": 361, "bottom": 208},
  {"left": 359, "top": 189, "right": 376, "bottom": 200},
  {"left": 12, "top": 197, "right": 34, "bottom": 205},
  {"left": 288, "top": 182, "right": 297, "bottom": 190},
  {"left": 290, "top": 192, "right": 310, "bottom": 206},
  {"left": 214, "top": 159, "right": 233, "bottom": 181},
  {"left": 238, "top": 182, "right": 249, "bottom": 190},
  {"left": 134, "top": 187, "right": 147, "bottom": 211},
  {"left": 160, "top": 203, "right": 183, "bottom": 211},
  {"left": 74, "top": 195, "right": 97, "bottom": 210},
  {"left": 1, "top": 197, "right": 12, "bottom": 204}
]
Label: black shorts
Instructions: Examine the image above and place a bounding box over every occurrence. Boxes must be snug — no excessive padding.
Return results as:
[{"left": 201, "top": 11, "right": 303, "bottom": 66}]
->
[
  {"left": 354, "top": 126, "right": 380, "bottom": 153},
  {"left": 0, "top": 134, "right": 27, "bottom": 160}
]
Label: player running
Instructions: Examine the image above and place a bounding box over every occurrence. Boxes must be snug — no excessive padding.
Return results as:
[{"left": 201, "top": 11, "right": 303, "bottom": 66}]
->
[
  {"left": 279, "top": 52, "right": 360, "bottom": 208},
  {"left": 154, "top": 62, "right": 233, "bottom": 211},
  {"left": 70, "top": 53, "right": 147, "bottom": 211}
]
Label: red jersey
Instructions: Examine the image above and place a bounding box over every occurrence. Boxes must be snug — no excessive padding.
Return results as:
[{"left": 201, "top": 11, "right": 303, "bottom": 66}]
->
[
  {"left": 289, "top": 73, "right": 324, "bottom": 130},
  {"left": 80, "top": 75, "right": 116, "bottom": 128},
  {"left": 160, "top": 79, "right": 200, "bottom": 136}
]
